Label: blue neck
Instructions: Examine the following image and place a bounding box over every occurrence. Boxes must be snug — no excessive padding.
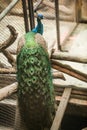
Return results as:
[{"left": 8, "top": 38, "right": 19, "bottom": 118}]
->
[{"left": 32, "top": 18, "right": 43, "bottom": 35}]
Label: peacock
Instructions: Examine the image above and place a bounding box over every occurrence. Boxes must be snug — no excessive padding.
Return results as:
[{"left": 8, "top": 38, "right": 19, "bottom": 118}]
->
[{"left": 15, "top": 13, "right": 55, "bottom": 130}]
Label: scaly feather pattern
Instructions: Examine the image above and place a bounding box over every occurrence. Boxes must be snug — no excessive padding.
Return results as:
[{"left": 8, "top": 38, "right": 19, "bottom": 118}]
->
[{"left": 16, "top": 14, "right": 55, "bottom": 130}]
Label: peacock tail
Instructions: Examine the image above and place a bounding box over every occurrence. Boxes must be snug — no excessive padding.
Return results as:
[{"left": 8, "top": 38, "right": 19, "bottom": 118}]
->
[{"left": 16, "top": 14, "right": 55, "bottom": 130}]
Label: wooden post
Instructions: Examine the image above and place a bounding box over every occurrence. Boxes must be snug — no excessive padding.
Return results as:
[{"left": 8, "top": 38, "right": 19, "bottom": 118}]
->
[
  {"left": 21, "top": 0, "right": 29, "bottom": 32},
  {"left": 51, "top": 88, "right": 72, "bottom": 130},
  {"left": 74, "top": 0, "right": 82, "bottom": 22},
  {"left": 27, "top": 0, "right": 35, "bottom": 30},
  {"left": 54, "top": 0, "right": 61, "bottom": 51}
]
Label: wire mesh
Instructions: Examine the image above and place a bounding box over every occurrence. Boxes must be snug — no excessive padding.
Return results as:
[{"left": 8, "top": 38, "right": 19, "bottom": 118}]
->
[
  {"left": 0, "top": 0, "right": 87, "bottom": 130},
  {"left": 0, "top": 1, "right": 57, "bottom": 129},
  {"left": 0, "top": 1, "right": 24, "bottom": 129}
]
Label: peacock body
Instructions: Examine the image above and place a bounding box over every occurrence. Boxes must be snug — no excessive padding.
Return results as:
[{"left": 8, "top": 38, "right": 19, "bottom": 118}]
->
[{"left": 16, "top": 14, "right": 55, "bottom": 130}]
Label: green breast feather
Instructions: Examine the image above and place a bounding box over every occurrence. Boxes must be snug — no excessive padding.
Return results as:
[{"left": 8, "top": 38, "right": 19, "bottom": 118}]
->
[{"left": 17, "top": 14, "right": 55, "bottom": 130}]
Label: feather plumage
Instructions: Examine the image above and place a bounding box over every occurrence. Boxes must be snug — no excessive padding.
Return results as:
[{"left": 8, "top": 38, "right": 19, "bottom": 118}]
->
[{"left": 16, "top": 14, "right": 55, "bottom": 130}]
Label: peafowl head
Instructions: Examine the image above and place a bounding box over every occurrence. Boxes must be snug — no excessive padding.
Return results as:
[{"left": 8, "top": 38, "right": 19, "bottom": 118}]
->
[
  {"left": 32, "top": 13, "right": 43, "bottom": 35},
  {"left": 37, "top": 14, "right": 43, "bottom": 20}
]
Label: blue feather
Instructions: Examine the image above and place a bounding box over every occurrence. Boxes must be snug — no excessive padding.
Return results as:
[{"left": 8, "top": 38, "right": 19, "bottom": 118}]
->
[{"left": 32, "top": 14, "right": 43, "bottom": 35}]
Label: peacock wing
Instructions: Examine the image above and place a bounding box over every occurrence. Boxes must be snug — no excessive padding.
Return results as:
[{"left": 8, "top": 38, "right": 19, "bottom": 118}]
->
[
  {"left": 35, "top": 33, "right": 48, "bottom": 52},
  {"left": 17, "top": 35, "right": 25, "bottom": 54}
]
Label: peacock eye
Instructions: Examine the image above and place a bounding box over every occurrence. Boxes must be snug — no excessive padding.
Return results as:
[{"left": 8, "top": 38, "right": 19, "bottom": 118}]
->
[
  {"left": 32, "top": 76, "right": 37, "bottom": 84},
  {"left": 29, "top": 57, "right": 34, "bottom": 64},
  {"left": 28, "top": 67, "right": 34, "bottom": 75},
  {"left": 27, "top": 79, "right": 31, "bottom": 86}
]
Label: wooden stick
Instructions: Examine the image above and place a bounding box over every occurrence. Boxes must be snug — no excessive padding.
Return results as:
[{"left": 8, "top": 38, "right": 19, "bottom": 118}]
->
[
  {"left": 70, "top": 94, "right": 87, "bottom": 100},
  {"left": 56, "top": 96, "right": 87, "bottom": 106},
  {"left": 7, "top": 49, "right": 17, "bottom": 55},
  {"left": 0, "top": 82, "right": 18, "bottom": 101},
  {"left": 51, "top": 59, "right": 87, "bottom": 83},
  {"left": 55, "top": 88, "right": 87, "bottom": 100},
  {"left": 51, "top": 88, "right": 72, "bottom": 130},
  {"left": 0, "top": 25, "right": 18, "bottom": 51},
  {"left": 2, "top": 50, "right": 16, "bottom": 67},
  {"left": 0, "top": 74, "right": 16, "bottom": 88},
  {"left": 74, "top": 0, "right": 82, "bottom": 22},
  {"left": 54, "top": 85, "right": 87, "bottom": 96},
  {"left": 52, "top": 71, "right": 65, "bottom": 80},
  {"left": 0, "top": 0, "right": 19, "bottom": 21},
  {"left": 53, "top": 82, "right": 87, "bottom": 90},
  {"left": 55, "top": 92, "right": 87, "bottom": 101},
  {"left": 0, "top": 68, "right": 16, "bottom": 74},
  {"left": 0, "top": 74, "right": 16, "bottom": 81},
  {"left": 72, "top": 89, "right": 87, "bottom": 96},
  {"left": 0, "top": 61, "right": 7, "bottom": 68},
  {"left": 52, "top": 52, "right": 87, "bottom": 63}
]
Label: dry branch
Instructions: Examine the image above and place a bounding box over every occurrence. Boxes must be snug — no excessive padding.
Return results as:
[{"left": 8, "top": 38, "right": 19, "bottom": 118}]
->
[
  {"left": 0, "top": 67, "right": 16, "bottom": 74},
  {"left": 56, "top": 92, "right": 87, "bottom": 100},
  {"left": 0, "top": 0, "right": 19, "bottom": 21},
  {"left": 0, "top": 74, "right": 16, "bottom": 82},
  {"left": 0, "top": 61, "right": 7, "bottom": 68},
  {"left": 53, "top": 82, "right": 87, "bottom": 90},
  {"left": 0, "top": 25, "right": 18, "bottom": 51},
  {"left": 51, "top": 59, "right": 87, "bottom": 83},
  {"left": 52, "top": 71, "right": 65, "bottom": 80},
  {"left": 0, "top": 25, "right": 17, "bottom": 67},
  {"left": 52, "top": 52, "right": 87, "bottom": 63},
  {"left": 54, "top": 83, "right": 87, "bottom": 100},
  {"left": 0, "top": 82, "right": 18, "bottom": 101},
  {"left": 56, "top": 96, "right": 87, "bottom": 106},
  {"left": 2, "top": 50, "right": 16, "bottom": 67}
]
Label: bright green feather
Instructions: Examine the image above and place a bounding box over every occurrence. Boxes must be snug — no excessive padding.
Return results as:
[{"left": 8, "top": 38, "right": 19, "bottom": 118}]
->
[{"left": 24, "top": 31, "right": 38, "bottom": 48}]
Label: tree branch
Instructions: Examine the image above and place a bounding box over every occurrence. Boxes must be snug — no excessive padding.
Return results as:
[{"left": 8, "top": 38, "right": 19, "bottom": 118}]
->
[
  {"left": 0, "top": 67, "right": 16, "bottom": 74},
  {"left": 2, "top": 50, "right": 16, "bottom": 67},
  {"left": 0, "top": 25, "right": 17, "bottom": 66},
  {"left": 52, "top": 71, "right": 65, "bottom": 80},
  {"left": 0, "top": 25, "right": 18, "bottom": 51},
  {"left": 53, "top": 82, "right": 87, "bottom": 91},
  {"left": 51, "top": 59, "right": 87, "bottom": 83},
  {"left": 0, "top": 82, "right": 18, "bottom": 101},
  {"left": 0, "top": 0, "right": 19, "bottom": 21},
  {"left": 52, "top": 52, "right": 87, "bottom": 64}
]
